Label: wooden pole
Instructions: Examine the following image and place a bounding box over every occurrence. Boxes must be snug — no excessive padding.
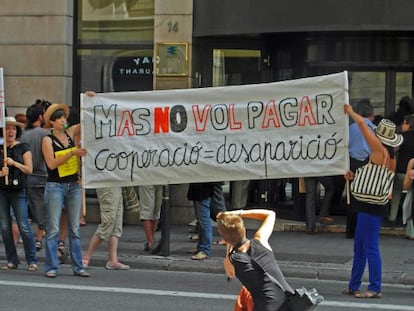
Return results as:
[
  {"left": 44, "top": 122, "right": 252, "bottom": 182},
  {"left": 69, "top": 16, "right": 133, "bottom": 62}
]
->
[
  {"left": 0, "top": 67, "right": 8, "bottom": 185},
  {"left": 3, "top": 143, "right": 8, "bottom": 185}
]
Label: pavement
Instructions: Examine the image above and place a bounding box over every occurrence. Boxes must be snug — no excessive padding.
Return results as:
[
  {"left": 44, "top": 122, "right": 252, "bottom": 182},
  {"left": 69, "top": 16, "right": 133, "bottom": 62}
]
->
[{"left": 2, "top": 216, "right": 414, "bottom": 286}]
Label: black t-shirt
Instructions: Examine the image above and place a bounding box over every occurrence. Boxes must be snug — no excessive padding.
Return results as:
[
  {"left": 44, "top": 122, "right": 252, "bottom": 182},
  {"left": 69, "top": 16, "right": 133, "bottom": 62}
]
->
[{"left": 0, "top": 142, "right": 31, "bottom": 191}]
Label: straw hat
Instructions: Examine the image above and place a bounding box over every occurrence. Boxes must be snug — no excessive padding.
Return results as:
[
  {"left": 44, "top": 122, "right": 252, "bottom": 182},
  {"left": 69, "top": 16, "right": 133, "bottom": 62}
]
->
[
  {"left": 375, "top": 118, "right": 404, "bottom": 147},
  {"left": 43, "top": 103, "right": 70, "bottom": 128},
  {"left": 5, "top": 116, "right": 25, "bottom": 128}
]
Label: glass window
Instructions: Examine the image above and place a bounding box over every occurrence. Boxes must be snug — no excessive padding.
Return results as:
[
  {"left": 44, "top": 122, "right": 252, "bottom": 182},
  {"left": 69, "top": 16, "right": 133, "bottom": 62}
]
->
[
  {"left": 77, "top": 49, "right": 153, "bottom": 92},
  {"left": 212, "top": 49, "right": 261, "bottom": 87},
  {"left": 78, "top": 0, "right": 154, "bottom": 45},
  {"left": 395, "top": 72, "right": 413, "bottom": 109},
  {"left": 75, "top": 1, "right": 155, "bottom": 100},
  {"left": 348, "top": 72, "right": 385, "bottom": 116}
]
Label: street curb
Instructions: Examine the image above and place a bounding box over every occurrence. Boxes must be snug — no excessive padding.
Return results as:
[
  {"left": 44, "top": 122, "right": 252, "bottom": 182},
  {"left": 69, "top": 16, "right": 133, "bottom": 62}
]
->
[{"left": 82, "top": 253, "right": 414, "bottom": 286}]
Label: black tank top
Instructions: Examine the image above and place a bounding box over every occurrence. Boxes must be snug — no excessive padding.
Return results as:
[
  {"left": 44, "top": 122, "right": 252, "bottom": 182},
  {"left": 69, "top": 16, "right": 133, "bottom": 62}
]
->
[{"left": 46, "top": 132, "right": 78, "bottom": 183}]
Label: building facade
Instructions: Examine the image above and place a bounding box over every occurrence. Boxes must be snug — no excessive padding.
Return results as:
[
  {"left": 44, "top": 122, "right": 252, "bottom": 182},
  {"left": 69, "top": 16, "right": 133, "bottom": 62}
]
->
[{"left": 2, "top": 0, "right": 414, "bottom": 222}]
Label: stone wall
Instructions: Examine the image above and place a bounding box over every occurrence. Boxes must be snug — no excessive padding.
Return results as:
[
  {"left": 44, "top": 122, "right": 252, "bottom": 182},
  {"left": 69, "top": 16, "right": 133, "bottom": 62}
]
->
[{"left": 0, "top": 0, "right": 73, "bottom": 115}]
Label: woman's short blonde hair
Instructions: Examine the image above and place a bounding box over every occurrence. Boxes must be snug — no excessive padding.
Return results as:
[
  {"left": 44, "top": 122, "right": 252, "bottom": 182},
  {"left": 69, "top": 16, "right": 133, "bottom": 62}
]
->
[{"left": 217, "top": 214, "right": 245, "bottom": 246}]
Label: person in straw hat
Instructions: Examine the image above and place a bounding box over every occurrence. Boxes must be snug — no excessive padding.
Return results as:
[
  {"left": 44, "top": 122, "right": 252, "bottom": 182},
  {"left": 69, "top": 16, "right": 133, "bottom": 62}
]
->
[
  {"left": 343, "top": 105, "right": 403, "bottom": 299},
  {"left": 0, "top": 116, "right": 39, "bottom": 271},
  {"left": 41, "top": 103, "right": 88, "bottom": 278}
]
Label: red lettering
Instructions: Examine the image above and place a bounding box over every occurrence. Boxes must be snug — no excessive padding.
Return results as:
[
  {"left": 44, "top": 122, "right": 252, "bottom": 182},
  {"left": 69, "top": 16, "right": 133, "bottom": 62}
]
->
[
  {"left": 154, "top": 107, "right": 170, "bottom": 133},
  {"left": 297, "top": 96, "right": 317, "bottom": 126},
  {"left": 261, "top": 100, "right": 281, "bottom": 128},
  {"left": 192, "top": 104, "right": 211, "bottom": 132},
  {"left": 117, "top": 110, "right": 136, "bottom": 136},
  {"left": 228, "top": 104, "right": 242, "bottom": 130}
]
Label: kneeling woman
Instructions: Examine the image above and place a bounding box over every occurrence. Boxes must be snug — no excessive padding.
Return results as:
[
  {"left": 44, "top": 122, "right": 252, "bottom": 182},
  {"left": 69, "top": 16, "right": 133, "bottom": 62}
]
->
[{"left": 217, "top": 209, "right": 294, "bottom": 311}]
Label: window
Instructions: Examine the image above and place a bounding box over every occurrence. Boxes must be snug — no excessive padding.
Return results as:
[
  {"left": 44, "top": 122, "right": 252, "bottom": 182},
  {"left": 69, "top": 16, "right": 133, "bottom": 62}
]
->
[
  {"left": 212, "top": 49, "right": 261, "bottom": 87},
  {"left": 75, "top": 0, "right": 155, "bottom": 97}
]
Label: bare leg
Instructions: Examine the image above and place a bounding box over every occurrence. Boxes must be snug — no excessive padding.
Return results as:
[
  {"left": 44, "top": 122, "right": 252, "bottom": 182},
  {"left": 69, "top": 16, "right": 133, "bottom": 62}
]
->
[
  {"left": 12, "top": 223, "right": 19, "bottom": 247},
  {"left": 143, "top": 220, "right": 154, "bottom": 247},
  {"left": 83, "top": 233, "right": 103, "bottom": 266},
  {"left": 105, "top": 236, "right": 129, "bottom": 269},
  {"left": 108, "top": 236, "right": 118, "bottom": 263}
]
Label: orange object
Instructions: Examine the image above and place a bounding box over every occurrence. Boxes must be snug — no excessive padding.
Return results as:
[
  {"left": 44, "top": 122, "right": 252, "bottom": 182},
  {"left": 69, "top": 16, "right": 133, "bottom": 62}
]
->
[{"left": 234, "top": 286, "right": 254, "bottom": 311}]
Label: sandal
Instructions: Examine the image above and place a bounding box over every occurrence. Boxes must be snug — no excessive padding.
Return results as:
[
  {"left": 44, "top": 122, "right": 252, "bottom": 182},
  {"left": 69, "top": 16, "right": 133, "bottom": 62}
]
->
[
  {"left": 35, "top": 240, "right": 43, "bottom": 252},
  {"left": 354, "top": 291, "right": 381, "bottom": 298},
  {"left": 57, "top": 240, "right": 65, "bottom": 251},
  {"left": 27, "top": 263, "right": 39, "bottom": 271},
  {"left": 342, "top": 288, "right": 360, "bottom": 295},
  {"left": 1, "top": 262, "right": 18, "bottom": 270},
  {"left": 105, "top": 261, "right": 130, "bottom": 270}
]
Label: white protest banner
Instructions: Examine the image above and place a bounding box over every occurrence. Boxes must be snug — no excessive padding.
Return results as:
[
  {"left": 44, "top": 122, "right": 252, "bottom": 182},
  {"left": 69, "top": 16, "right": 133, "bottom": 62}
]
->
[
  {"left": 81, "top": 71, "right": 350, "bottom": 188},
  {"left": 0, "top": 68, "right": 5, "bottom": 128}
]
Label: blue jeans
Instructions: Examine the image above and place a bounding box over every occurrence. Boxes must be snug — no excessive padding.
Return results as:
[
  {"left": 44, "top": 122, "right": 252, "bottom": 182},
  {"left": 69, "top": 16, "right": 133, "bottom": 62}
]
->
[
  {"left": 44, "top": 182, "right": 83, "bottom": 273},
  {"left": 349, "top": 212, "right": 383, "bottom": 293},
  {"left": 0, "top": 189, "right": 37, "bottom": 265},
  {"left": 194, "top": 198, "right": 212, "bottom": 256}
]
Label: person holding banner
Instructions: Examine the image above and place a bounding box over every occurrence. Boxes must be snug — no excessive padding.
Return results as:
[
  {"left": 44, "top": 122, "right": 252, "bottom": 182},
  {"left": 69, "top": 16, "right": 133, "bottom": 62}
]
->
[
  {"left": 41, "top": 103, "right": 88, "bottom": 278},
  {"left": 343, "top": 104, "right": 402, "bottom": 298},
  {"left": 346, "top": 99, "right": 376, "bottom": 239},
  {"left": 0, "top": 117, "right": 38, "bottom": 271}
]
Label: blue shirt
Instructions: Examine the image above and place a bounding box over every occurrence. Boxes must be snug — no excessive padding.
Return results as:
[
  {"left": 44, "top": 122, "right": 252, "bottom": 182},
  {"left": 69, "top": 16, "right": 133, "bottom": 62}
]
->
[{"left": 348, "top": 118, "right": 376, "bottom": 161}]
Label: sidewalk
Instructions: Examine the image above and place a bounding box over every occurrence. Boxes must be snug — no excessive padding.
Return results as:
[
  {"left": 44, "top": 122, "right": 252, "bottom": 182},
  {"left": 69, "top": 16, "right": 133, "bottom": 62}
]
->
[
  {"left": 79, "top": 216, "right": 414, "bottom": 286},
  {"left": 2, "top": 217, "right": 413, "bottom": 286}
]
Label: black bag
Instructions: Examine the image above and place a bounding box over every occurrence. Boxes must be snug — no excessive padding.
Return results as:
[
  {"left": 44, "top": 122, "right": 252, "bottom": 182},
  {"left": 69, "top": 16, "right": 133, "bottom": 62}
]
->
[
  {"left": 283, "top": 287, "right": 324, "bottom": 311},
  {"left": 250, "top": 260, "right": 324, "bottom": 311}
]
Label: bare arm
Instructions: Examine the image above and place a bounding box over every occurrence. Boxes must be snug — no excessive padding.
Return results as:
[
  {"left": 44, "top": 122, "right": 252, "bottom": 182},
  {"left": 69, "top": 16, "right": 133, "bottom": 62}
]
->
[
  {"left": 4, "top": 150, "right": 33, "bottom": 175},
  {"left": 223, "top": 244, "right": 236, "bottom": 279},
  {"left": 42, "top": 136, "right": 86, "bottom": 170},
  {"left": 223, "top": 209, "right": 275, "bottom": 250},
  {"left": 403, "top": 158, "right": 414, "bottom": 190},
  {"left": 344, "top": 104, "right": 387, "bottom": 166},
  {"left": 66, "top": 123, "right": 81, "bottom": 140}
]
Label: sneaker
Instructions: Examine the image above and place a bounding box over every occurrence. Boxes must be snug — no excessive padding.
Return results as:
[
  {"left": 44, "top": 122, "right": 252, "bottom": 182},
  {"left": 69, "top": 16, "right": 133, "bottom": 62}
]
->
[
  {"left": 191, "top": 251, "right": 209, "bottom": 260},
  {"left": 105, "top": 261, "right": 130, "bottom": 270},
  {"left": 73, "top": 269, "right": 90, "bottom": 277},
  {"left": 35, "top": 240, "right": 42, "bottom": 252},
  {"left": 186, "top": 248, "right": 199, "bottom": 254}
]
